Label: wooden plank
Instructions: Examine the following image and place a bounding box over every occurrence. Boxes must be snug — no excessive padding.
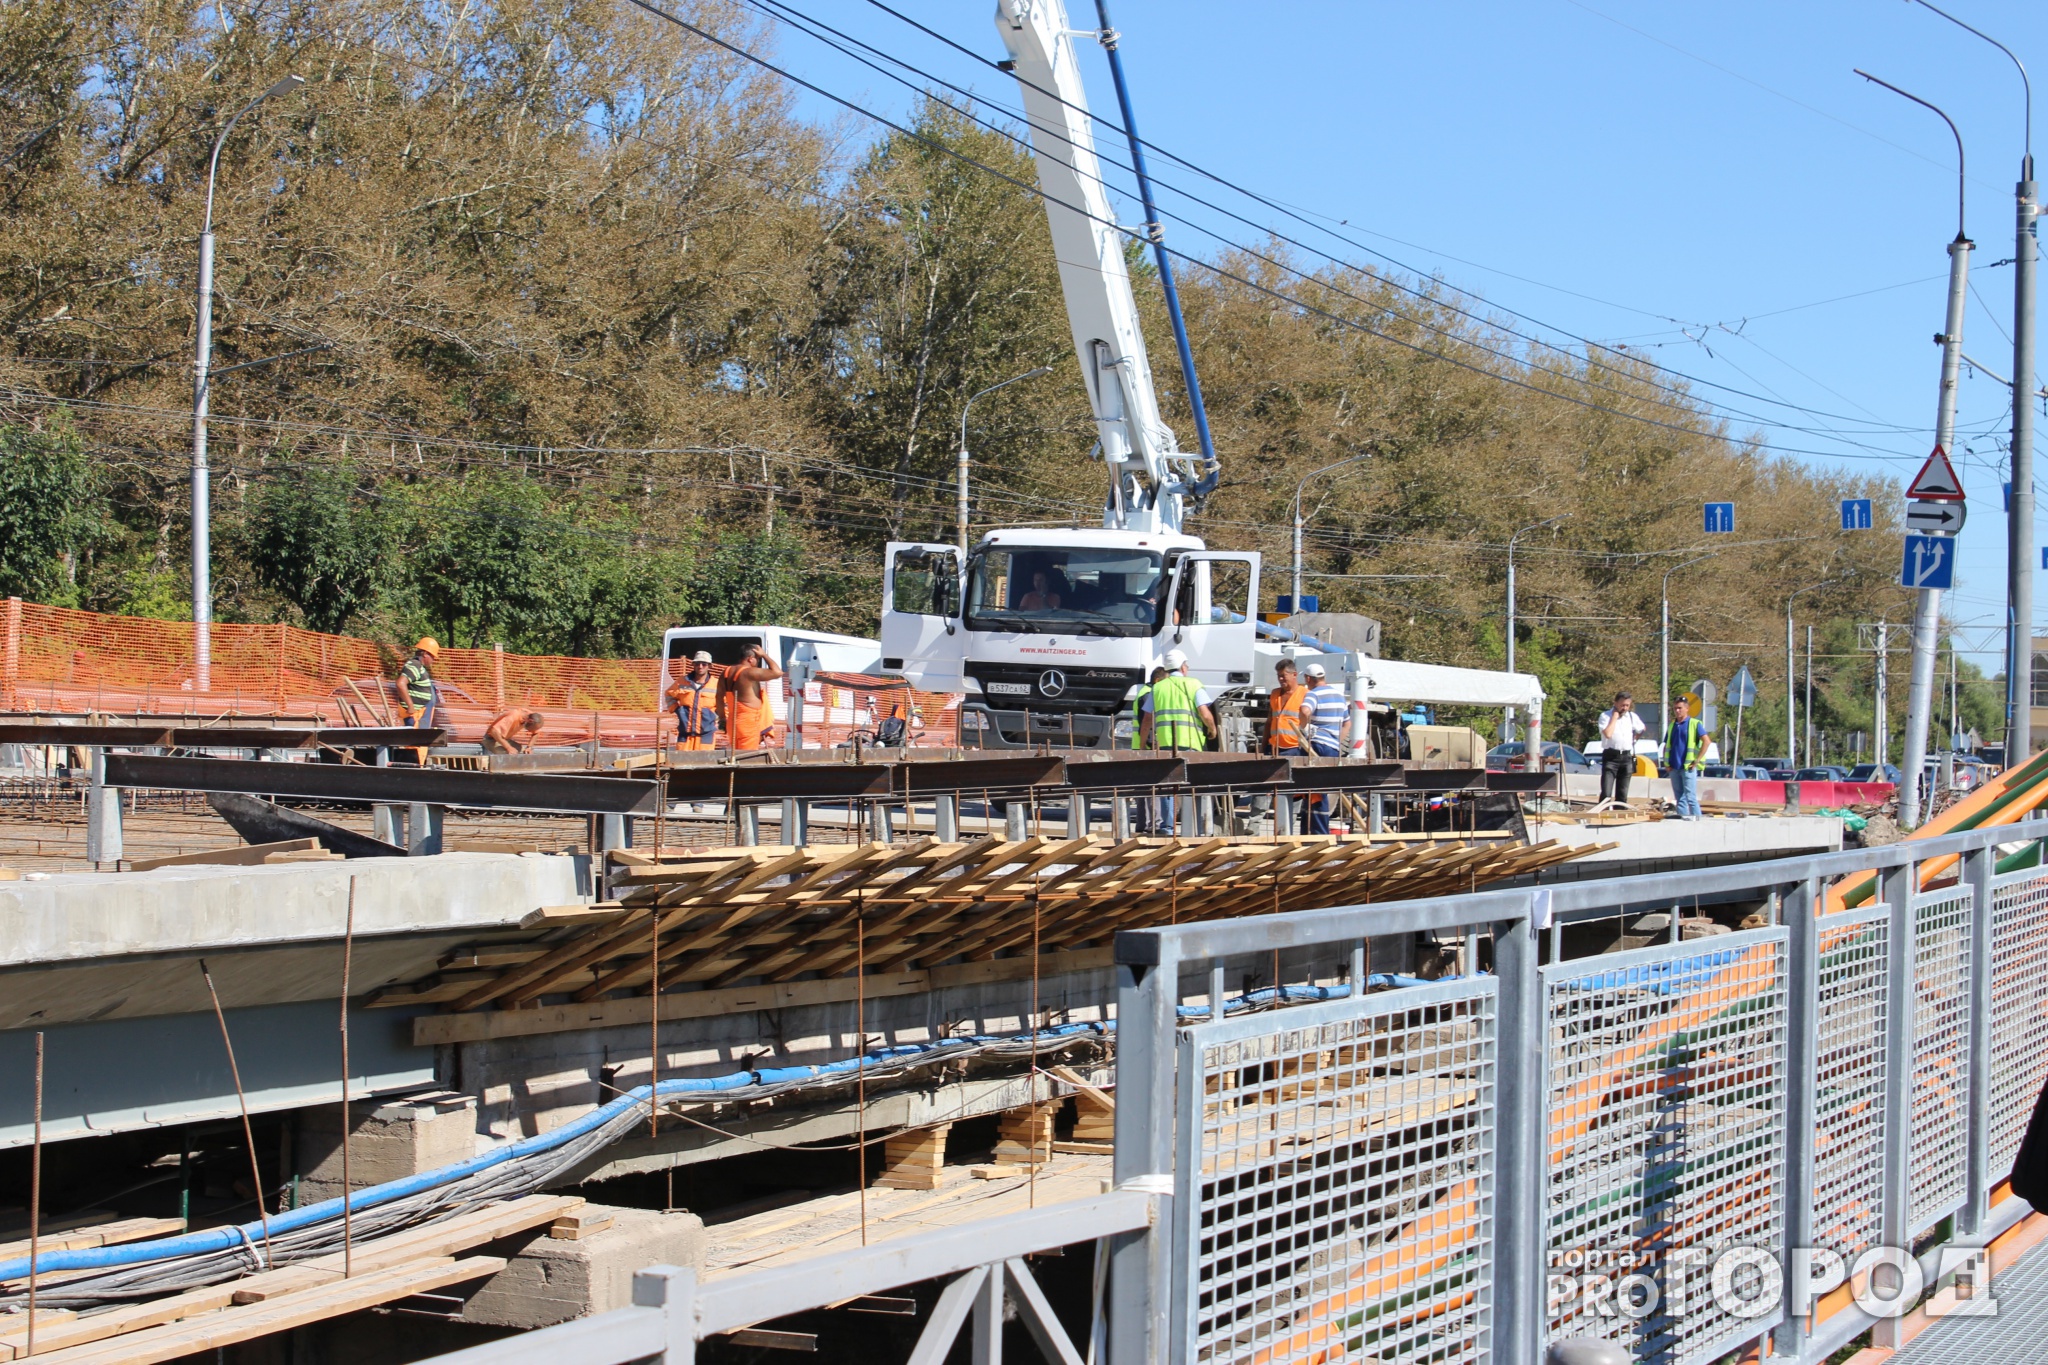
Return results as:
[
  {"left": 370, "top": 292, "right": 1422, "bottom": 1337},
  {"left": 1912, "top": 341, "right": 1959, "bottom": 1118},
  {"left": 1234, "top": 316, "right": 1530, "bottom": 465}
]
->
[
  {"left": 26, "top": 1257, "right": 508, "bottom": 1365},
  {"left": 0, "top": 1216, "right": 184, "bottom": 1261},
  {"left": 229, "top": 1194, "right": 583, "bottom": 1302},
  {"left": 519, "top": 901, "right": 624, "bottom": 927},
  {"left": 129, "top": 839, "right": 320, "bottom": 872}
]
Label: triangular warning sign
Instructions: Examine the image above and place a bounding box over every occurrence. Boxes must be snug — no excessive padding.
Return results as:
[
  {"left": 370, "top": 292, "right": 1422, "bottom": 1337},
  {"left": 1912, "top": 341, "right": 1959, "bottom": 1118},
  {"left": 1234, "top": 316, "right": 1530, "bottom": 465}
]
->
[{"left": 1908, "top": 445, "right": 1965, "bottom": 502}]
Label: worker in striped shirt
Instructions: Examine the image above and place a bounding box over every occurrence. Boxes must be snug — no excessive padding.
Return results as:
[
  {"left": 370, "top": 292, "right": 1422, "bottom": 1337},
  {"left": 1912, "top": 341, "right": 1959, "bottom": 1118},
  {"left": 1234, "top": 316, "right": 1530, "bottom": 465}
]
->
[{"left": 1300, "top": 662, "right": 1349, "bottom": 834}]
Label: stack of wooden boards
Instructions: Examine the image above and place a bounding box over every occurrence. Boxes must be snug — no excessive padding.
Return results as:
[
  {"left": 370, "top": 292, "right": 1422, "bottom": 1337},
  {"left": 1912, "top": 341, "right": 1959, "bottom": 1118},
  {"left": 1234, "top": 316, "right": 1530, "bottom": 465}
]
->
[
  {"left": 375, "top": 833, "right": 1597, "bottom": 1016},
  {"left": 0, "top": 1195, "right": 580, "bottom": 1364}
]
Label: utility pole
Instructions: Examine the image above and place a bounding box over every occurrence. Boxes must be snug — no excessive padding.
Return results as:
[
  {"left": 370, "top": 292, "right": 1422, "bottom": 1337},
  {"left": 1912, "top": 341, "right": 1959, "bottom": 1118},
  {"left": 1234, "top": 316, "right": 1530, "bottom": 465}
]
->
[
  {"left": 1503, "top": 515, "right": 1567, "bottom": 740},
  {"left": 1857, "top": 70, "right": 1969, "bottom": 825},
  {"left": 1785, "top": 578, "right": 1834, "bottom": 766},
  {"left": 1908, "top": 1, "right": 2036, "bottom": 765},
  {"left": 1874, "top": 622, "right": 1892, "bottom": 768},
  {"left": 1660, "top": 553, "right": 1713, "bottom": 727},
  {"left": 1805, "top": 624, "right": 1815, "bottom": 766}
]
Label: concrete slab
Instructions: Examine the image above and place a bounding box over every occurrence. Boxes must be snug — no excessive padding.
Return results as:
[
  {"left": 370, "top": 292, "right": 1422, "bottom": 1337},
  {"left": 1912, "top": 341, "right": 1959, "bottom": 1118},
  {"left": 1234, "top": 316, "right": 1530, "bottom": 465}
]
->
[
  {"left": 1527, "top": 815, "right": 1844, "bottom": 864},
  {"left": 0, "top": 853, "right": 586, "bottom": 1027}
]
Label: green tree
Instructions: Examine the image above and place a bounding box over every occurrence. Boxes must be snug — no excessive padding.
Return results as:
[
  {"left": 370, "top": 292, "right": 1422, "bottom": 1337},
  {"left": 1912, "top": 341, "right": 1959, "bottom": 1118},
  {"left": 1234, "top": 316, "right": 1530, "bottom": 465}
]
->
[
  {"left": 0, "top": 420, "right": 101, "bottom": 602},
  {"left": 403, "top": 474, "right": 575, "bottom": 652},
  {"left": 241, "top": 463, "right": 390, "bottom": 634}
]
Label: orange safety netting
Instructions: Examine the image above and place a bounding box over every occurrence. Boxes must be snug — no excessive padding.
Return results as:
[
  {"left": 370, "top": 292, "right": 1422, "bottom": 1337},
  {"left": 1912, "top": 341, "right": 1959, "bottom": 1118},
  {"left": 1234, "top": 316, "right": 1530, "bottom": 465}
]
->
[{"left": 0, "top": 597, "right": 959, "bottom": 750}]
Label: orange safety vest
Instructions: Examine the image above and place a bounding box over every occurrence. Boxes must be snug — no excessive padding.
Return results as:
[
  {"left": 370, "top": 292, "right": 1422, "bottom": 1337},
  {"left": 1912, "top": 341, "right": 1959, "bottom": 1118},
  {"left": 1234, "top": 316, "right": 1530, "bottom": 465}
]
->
[
  {"left": 667, "top": 675, "right": 720, "bottom": 748},
  {"left": 1267, "top": 683, "right": 1308, "bottom": 752}
]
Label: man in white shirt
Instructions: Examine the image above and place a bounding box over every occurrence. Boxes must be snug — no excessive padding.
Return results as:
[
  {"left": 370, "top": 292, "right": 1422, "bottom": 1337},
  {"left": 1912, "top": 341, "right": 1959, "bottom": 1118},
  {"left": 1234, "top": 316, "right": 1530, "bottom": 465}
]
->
[{"left": 1597, "top": 692, "right": 1646, "bottom": 805}]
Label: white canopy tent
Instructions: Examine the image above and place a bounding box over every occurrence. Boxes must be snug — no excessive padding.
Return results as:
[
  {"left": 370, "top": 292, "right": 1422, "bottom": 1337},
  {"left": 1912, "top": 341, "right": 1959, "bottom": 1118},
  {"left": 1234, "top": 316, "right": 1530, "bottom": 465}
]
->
[{"left": 1352, "top": 657, "right": 1547, "bottom": 768}]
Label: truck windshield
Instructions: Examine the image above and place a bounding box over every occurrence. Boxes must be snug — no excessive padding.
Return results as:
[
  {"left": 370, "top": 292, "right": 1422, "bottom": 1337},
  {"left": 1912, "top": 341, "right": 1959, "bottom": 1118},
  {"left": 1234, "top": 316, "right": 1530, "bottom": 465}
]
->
[{"left": 965, "top": 548, "right": 1164, "bottom": 637}]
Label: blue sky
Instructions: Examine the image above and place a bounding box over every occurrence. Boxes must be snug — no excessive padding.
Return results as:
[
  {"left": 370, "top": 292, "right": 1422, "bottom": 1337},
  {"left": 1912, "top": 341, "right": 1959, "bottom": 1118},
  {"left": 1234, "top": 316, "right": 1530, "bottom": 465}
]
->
[{"left": 758, "top": 0, "right": 2044, "bottom": 672}]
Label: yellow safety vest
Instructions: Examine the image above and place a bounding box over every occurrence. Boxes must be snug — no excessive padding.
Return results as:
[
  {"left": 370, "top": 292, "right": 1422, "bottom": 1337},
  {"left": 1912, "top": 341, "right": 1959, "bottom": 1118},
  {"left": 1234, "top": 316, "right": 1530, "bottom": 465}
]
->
[{"left": 1150, "top": 673, "right": 1205, "bottom": 750}]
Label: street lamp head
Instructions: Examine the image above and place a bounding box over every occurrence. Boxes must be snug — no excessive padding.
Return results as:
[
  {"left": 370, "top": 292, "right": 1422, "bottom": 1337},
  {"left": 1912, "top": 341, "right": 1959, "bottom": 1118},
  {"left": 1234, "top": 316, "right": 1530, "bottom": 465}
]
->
[{"left": 263, "top": 74, "right": 308, "bottom": 102}]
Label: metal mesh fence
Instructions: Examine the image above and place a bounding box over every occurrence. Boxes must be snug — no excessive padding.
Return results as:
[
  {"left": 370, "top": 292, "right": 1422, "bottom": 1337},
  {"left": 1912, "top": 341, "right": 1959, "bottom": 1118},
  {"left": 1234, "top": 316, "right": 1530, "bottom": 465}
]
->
[
  {"left": 1543, "top": 929, "right": 1788, "bottom": 1365},
  {"left": 1811, "top": 906, "right": 1890, "bottom": 1261},
  {"left": 1177, "top": 980, "right": 1497, "bottom": 1365},
  {"left": 1909, "top": 887, "right": 1974, "bottom": 1233},
  {"left": 1989, "top": 870, "right": 2048, "bottom": 1181}
]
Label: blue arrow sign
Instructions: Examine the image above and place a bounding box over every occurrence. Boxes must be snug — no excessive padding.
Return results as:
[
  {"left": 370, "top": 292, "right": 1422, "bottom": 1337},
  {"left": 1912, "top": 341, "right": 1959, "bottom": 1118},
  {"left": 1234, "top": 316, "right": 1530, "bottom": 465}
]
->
[
  {"left": 1840, "top": 498, "right": 1872, "bottom": 530},
  {"left": 1704, "top": 502, "right": 1735, "bottom": 534},
  {"left": 1900, "top": 534, "right": 1956, "bottom": 591}
]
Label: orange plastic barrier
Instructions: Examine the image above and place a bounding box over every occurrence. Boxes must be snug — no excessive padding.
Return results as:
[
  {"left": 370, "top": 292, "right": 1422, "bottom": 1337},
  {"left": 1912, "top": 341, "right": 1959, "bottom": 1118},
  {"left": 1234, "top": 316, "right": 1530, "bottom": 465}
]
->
[{"left": 0, "top": 597, "right": 958, "bottom": 749}]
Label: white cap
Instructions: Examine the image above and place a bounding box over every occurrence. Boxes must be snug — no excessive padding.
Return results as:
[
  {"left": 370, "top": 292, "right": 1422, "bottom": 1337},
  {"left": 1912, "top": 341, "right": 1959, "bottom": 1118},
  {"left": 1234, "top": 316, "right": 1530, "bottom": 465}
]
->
[
  {"left": 1304, "top": 661, "right": 1327, "bottom": 678},
  {"left": 691, "top": 650, "right": 713, "bottom": 663},
  {"left": 1163, "top": 648, "right": 1188, "bottom": 669}
]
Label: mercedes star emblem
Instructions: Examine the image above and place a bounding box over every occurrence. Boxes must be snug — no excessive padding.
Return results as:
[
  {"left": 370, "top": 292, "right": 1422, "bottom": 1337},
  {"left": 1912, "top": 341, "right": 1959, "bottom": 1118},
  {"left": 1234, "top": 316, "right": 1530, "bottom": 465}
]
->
[{"left": 1038, "top": 669, "right": 1067, "bottom": 698}]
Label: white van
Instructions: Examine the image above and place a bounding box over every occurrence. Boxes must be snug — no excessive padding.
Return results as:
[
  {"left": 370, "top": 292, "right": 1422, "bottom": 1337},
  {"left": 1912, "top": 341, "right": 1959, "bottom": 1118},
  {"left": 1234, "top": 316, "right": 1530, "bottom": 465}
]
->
[
  {"left": 660, "top": 625, "right": 881, "bottom": 677},
  {"left": 659, "top": 626, "right": 887, "bottom": 747}
]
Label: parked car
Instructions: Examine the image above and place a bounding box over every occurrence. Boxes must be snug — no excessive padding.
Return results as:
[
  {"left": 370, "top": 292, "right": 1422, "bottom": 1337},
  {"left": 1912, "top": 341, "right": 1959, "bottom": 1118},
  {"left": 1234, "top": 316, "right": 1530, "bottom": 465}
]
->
[
  {"left": 1794, "top": 766, "right": 1851, "bottom": 783},
  {"left": 1701, "top": 763, "right": 1772, "bottom": 780},
  {"left": 1486, "top": 741, "right": 1596, "bottom": 774},
  {"left": 1846, "top": 763, "right": 1904, "bottom": 785},
  {"left": 1747, "top": 756, "right": 1794, "bottom": 779}
]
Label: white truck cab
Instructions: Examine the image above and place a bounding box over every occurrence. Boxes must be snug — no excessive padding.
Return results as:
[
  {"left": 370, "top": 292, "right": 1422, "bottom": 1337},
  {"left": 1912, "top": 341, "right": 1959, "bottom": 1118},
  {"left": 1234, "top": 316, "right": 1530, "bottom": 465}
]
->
[{"left": 881, "top": 528, "right": 1257, "bottom": 748}]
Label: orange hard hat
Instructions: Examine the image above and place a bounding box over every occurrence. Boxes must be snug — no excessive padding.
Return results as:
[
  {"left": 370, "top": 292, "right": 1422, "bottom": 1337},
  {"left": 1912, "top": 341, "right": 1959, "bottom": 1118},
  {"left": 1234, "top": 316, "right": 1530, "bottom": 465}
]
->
[{"left": 414, "top": 637, "right": 440, "bottom": 657}]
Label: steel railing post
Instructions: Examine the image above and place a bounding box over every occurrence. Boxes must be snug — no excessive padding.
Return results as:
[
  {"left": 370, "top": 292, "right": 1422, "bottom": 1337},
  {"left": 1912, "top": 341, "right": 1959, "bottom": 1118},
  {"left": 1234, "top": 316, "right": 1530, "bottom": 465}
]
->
[
  {"left": 1775, "top": 876, "right": 1822, "bottom": 1360},
  {"left": 634, "top": 1264, "right": 697, "bottom": 1364},
  {"left": 1875, "top": 860, "right": 1916, "bottom": 1350},
  {"left": 1492, "top": 905, "right": 1544, "bottom": 1361},
  {"left": 1111, "top": 933, "right": 1179, "bottom": 1365},
  {"left": 1964, "top": 843, "right": 1995, "bottom": 1237}
]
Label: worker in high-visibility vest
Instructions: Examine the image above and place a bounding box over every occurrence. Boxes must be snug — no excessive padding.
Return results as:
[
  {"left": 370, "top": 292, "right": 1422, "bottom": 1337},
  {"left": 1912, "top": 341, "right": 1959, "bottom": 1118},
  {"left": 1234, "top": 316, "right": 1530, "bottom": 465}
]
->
[
  {"left": 1140, "top": 649, "right": 1215, "bottom": 751},
  {"left": 1141, "top": 650, "right": 1216, "bottom": 835},
  {"left": 1265, "top": 659, "right": 1308, "bottom": 756},
  {"left": 399, "top": 638, "right": 440, "bottom": 728},
  {"left": 666, "top": 651, "right": 720, "bottom": 750}
]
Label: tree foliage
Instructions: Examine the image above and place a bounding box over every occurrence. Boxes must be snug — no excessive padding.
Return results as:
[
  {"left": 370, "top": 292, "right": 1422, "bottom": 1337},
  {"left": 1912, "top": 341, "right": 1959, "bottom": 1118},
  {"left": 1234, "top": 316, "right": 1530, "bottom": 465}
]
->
[{"left": 0, "top": 1, "right": 1953, "bottom": 755}]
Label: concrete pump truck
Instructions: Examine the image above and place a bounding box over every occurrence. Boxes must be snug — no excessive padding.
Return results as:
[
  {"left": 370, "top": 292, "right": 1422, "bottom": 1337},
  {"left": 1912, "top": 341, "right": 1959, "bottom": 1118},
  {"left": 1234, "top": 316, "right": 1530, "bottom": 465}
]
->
[{"left": 880, "top": 0, "right": 1302, "bottom": 751}]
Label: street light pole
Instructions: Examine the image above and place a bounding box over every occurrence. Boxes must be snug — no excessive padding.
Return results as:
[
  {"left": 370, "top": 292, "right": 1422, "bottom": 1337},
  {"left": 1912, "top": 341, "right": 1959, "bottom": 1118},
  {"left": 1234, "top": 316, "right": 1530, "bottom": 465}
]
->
[
  {"left": 1290, "top": 452, "right": 1375, "bottom": 613},
  {"left": 191, "top": 74, "right": 305, "bottom": 693},
  {"left": 1856, "top": 69, "right": 1969, "bottom": 826},
  {"left": 1504, "top": 514, "right": 1568, "bottom": 739},
  {"left": 955, "top": 366, "right": 1051, "bottom": 555},
  {"left": 1662, "top": 553, "right": 1714, "bottom": 723},
  {"left": 1910, "top": 0, "right": 2036, "bottom": 765}
]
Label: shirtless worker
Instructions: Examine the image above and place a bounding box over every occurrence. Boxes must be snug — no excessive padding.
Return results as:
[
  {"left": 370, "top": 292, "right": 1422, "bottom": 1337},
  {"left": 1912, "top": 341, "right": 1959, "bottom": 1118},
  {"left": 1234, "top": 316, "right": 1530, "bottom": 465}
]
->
[
  {"left": 482, "top": 708, "right": 546, "bottom": 754},
  {"left": 722, "top": 643, "right": 785, "bottom": 750}
]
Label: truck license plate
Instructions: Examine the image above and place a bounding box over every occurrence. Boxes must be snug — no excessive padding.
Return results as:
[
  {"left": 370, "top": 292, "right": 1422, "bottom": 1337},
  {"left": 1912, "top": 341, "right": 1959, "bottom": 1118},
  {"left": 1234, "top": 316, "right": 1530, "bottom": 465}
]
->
[{"left": 988, "top": 682, "right": 1032, "bottom": 696}]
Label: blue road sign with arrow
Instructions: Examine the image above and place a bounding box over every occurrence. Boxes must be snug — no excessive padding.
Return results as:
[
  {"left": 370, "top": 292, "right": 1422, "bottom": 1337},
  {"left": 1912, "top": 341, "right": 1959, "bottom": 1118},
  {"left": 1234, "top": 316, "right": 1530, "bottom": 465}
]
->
[
  {"left": 1704, "top": 502, "right": 1735, "bottom": 533},
  {"left": 1900, "top": 534, "right": 1956, "bottom": 591},
  {"left": 1840, "top": 498, "right": 1872, "bottom": 530}
]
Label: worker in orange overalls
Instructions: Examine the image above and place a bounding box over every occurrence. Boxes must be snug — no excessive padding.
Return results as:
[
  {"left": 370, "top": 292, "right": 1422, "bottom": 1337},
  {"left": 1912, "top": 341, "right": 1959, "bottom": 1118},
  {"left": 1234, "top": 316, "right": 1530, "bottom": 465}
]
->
[
  {"left": 666, "top": 651, "right": 721, "bottom": 750},
  {"left": 1265, "top": 658, "right": 1308, "bottom": 757},
  {"left": 721, "top": 644, "right": 784, "bottom": 750},
  {"left": 482, "top": 708, "right": 546, "bottom": 754}
]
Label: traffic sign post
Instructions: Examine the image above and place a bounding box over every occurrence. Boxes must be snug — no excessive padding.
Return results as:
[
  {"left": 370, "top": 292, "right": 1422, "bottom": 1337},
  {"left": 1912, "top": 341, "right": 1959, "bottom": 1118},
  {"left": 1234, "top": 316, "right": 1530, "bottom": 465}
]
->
[
  {"left": 1703, "top": 502, "right": 1735, "bottom": 534},
  {"left": 1841, "top": 498, "right": 1873, "bottom": 530},
  {"left": 1899, "top": 232, "right": 1972, "bottom": 829}
]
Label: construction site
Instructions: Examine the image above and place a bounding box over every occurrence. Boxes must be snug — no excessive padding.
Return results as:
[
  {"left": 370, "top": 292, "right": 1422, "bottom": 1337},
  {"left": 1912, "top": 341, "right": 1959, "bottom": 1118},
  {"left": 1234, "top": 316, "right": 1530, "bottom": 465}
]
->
[{"left": 4, "top": 0, "right": 2046, "bottom": 1357}]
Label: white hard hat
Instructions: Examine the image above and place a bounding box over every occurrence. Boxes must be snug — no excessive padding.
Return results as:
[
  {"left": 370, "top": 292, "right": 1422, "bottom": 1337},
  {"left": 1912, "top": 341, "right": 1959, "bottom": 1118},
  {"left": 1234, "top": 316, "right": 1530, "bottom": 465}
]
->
[
  {"left": 1304, "top": 661, "right": 1327, "bottom": 678},
  {"left": 1163, "top": 648, "right": 1188, "bottom": 669}
]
